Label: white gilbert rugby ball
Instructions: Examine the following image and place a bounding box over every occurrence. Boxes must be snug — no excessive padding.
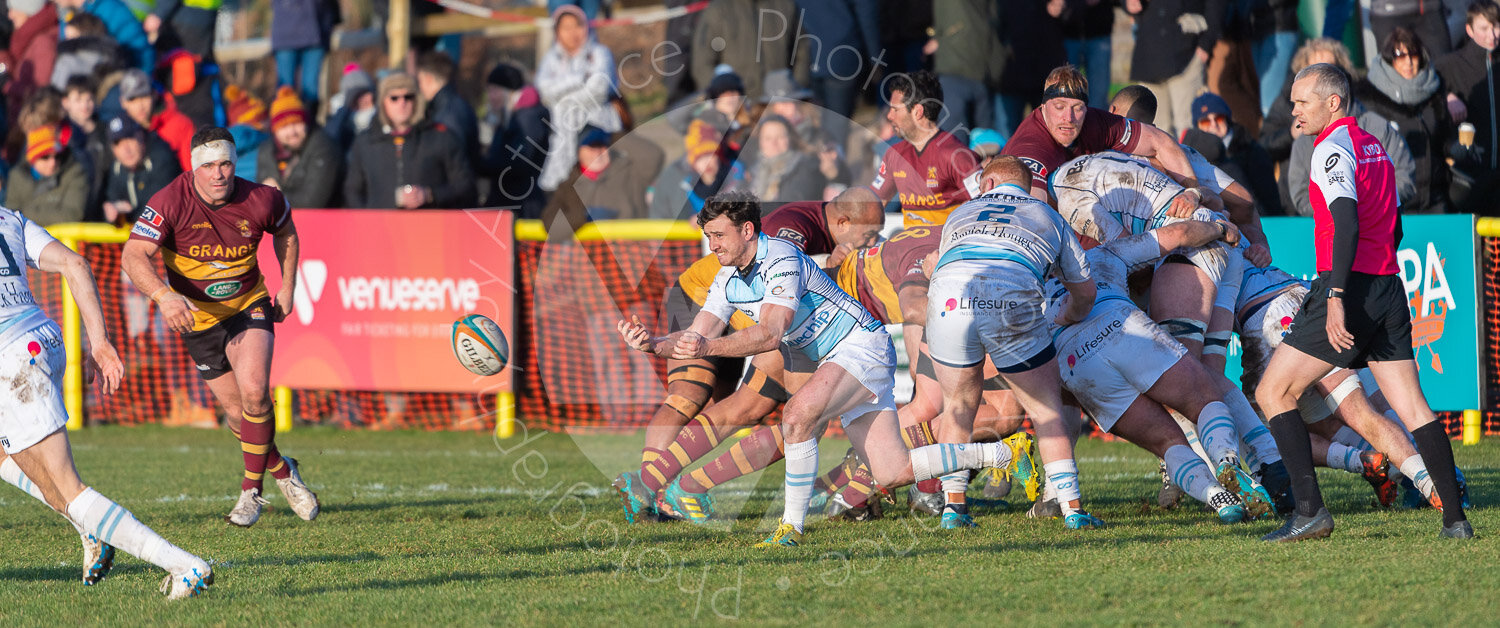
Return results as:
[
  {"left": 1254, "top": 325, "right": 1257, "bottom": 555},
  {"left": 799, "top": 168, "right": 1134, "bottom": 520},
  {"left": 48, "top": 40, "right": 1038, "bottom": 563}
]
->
[{"left": 452, "top": 314, "right": 509, "bottom": 376}]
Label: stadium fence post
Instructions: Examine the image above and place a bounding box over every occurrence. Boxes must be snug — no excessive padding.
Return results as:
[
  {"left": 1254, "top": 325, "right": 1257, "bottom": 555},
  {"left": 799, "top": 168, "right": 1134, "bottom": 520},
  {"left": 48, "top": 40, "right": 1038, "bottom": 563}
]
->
[
  {"left": 59, "top": 234, "right": 83, "bottom": 431},
  {"left": 496, "top": 390, "right": 516, "bottom": 438},
  {"left": 275, "top": 386, "right": 293, "bottom": 432}
]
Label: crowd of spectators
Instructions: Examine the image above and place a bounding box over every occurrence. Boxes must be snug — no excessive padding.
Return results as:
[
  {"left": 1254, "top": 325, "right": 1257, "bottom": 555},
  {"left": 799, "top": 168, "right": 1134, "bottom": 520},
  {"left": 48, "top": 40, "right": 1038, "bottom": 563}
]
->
[{"left": 0, "top": 0, "right": 1495, "bottom": 230}]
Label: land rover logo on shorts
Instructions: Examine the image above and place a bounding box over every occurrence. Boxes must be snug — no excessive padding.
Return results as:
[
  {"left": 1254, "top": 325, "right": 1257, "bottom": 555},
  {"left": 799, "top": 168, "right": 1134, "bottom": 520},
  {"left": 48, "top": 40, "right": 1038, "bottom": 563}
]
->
[{"left": 205, "top": 280, "right": 242, "bottom": 298}]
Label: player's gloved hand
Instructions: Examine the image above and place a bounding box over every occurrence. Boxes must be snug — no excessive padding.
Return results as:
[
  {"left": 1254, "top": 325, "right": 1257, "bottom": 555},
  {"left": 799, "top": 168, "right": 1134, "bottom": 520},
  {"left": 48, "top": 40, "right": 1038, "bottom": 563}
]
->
[
  {"left": 1325, "top": 295, "right": 1354, "bottom": 352},
  {"left": 273, "top": 287, "right": 295, "bottom": 322},
  {"left": 156, "top": 290, "right": 199, "bottom": 334},
  {"left": 671, "top": 331, "right": 708, "bottom": 360},
  {"left": 88, "top": 342, "right": 124, "bottom": 395},
  {"left": 1243, "top": 243, "right": 1272, "bottom": 268},
  {"left": 616, "top": 315, "right": 654, "bottom": 353},
  {"left": 1166, "top": 189, "right": 1201, "bottom": 218}
]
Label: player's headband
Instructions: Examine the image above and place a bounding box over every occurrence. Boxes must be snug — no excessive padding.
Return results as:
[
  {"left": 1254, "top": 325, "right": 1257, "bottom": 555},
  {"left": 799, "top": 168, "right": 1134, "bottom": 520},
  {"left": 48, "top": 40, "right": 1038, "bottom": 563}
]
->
[
  {"left": 190, "top": 140, "right": 237, "bottom": 170},
  {"left": 1042, "top": 83, "right": 1089, "bottom": 104}
]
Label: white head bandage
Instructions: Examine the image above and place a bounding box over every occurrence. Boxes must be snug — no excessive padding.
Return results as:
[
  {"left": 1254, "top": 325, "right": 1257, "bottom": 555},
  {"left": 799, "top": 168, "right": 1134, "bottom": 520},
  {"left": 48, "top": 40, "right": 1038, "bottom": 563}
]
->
[{"left": 190, "top": 140, "right": 237, "bottom": 170}]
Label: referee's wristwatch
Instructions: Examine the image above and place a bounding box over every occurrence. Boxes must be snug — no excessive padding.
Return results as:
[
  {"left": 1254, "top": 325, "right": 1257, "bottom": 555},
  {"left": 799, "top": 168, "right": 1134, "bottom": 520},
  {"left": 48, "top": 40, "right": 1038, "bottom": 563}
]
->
[{"left": 1327, "top": 287, "right": 1345, "bottom": 299}]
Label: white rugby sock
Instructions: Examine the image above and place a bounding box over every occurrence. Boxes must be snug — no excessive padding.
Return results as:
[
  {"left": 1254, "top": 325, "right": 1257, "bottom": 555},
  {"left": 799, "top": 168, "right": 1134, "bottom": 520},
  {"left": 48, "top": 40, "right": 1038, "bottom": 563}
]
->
[
  {"left": 1043, "top": 460, "right": 1082, "bottom": 516},
  {"left": 1222, "top": 388, "right": 1281, "bottom": 466},
  {"left": 1325, "top": 442, "right": 1364, "bottom": 473},
  {"left": 0, "top": 457, "right": 86, "bottom": 535},
  {"left": 1196, "top": 402, "right": 1240, "bottom": 467},
  {"left": 1165, "top": 445, "right": 1232, "bottom": 507},
  {"left": 941, "top": 471, "right": 969, "bottom": 512},
  {"left": 66, "top": 487, "right": 201, "bottom": 574},
  {"left": 909, "top": 442, "right": 1009, "bottom": 482},
  {"left": 780, "top": 439, "right": 819, "bottom": 533},
  {"left": 1332, "top": 426, "right": 1372, "bottom": 451},
  {"left": 1399, "top": 455, "right": 1435, "bottom": 500},
  {"left": 1171, "top": 411, "right": 1213, "bottom": 463}
]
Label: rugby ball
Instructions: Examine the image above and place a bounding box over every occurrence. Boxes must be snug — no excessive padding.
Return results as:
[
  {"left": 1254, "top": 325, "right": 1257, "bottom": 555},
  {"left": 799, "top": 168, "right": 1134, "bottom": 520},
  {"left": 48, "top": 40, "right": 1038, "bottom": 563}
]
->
[{"left": 452, "top": 314, "right": 509, "bottom": 376}]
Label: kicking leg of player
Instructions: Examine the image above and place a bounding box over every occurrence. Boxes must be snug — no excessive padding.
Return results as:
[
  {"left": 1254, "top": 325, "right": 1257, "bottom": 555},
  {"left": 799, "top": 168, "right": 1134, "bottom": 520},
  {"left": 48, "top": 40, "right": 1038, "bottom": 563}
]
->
[
  {"left": 0, "top": 450, "right": 116, "bottom": 585},
  {"left": 1109, "top": 397, "right": 1249, "bottom": 523},
  {"left": 1364, "top": 359, "right": 1470, "bottom": 536},
  {"left": 11, "top": 429, "right": 211, "bottom": 599}
]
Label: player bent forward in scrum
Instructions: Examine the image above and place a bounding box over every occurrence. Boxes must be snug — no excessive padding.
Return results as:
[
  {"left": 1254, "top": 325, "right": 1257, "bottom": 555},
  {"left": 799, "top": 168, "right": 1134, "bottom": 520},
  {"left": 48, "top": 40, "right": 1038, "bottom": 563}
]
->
[{"left": 617, "top": 191, "right": 1034, "bottom": 547}]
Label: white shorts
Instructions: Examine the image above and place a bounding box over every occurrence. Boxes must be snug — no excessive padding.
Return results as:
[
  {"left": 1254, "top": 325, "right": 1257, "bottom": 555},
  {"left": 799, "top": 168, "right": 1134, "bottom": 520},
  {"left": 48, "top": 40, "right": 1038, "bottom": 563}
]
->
[
  {"left": 927, "top": 267, "right": 1051, "bottom": 371},
  {"left": 1155, "top": 238, "right": 1241, "bottom": 312},
  {"left": 0, "top": 321, "right": 68, "bottom": 455},
  {"left": 1058, "top": 304, "right": 1186, "bottom": 431},
  {"left": 1237, "top": 284, "right": 1333, "bottom": 422},
  {"left": 820, "top": 328, "right": 898, "bottom": 428}
]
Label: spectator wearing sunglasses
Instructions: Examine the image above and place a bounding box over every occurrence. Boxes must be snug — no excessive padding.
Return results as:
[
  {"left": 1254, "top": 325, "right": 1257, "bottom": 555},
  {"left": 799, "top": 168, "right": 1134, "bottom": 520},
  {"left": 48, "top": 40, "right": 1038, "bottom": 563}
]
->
[
  {"left": 344, "top": 72, "right": 475, "bottom": 209},
  {"left": 1181, "top": 91, "right": 1282, "bottom": 215},
  {"left": 1356, "top": 27, "right": 1455, "bottom": 214}
]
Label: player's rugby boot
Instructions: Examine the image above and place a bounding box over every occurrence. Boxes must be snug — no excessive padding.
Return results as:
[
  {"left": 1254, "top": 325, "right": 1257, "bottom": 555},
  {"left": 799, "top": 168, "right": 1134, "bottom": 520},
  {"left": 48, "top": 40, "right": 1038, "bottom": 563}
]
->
[
  {"left": 161, "top": 560, "right": 213, "bottom": 600},
  {"left": 1217, "top": 460, "right": 1274, "bottom": 519},
  {"left": 756, "top": 523, "right": 801, "bottom": 548},
  {"left": 611, "top": 471, "right": 656, "bottom": 524},
  {"left": 1027, "top": 498, "right": 1062, "bottom": 519},
  {"left": 662, "top": 478, "right": 714, "bottom": 524},
  {"left": 907, "top": 485, "right": 944, "bottom": 517},
  {"left": 275, "top": 457, "right": 320, "bottom": 521},
  {"left": 1210, "top": 491, "right": 1248, "bottom": 524},
  {"left": 225, "top": 488, "right": 270, "bottom": 527},
  {"left": 80, "top": 533, "right": 115, "bottom": 585},
  {"left": 940, "top": 511, "right": 978, "bottom": 529},
  {"left": 1261, "top": 508, "right": 1334, "bottom": 542},
  {"left": 1064, "top": 511, "right": 1106, "bottom": 530},
  {"left": 978, "top": 467, "right": 1012, "bottom": 500},
  {"left": 1256, "top": 460, "right": 1295, "bottom": 516},
  {"left": 1001, "top": 432, "right": 1041, "bottom": 501},
  {"left": 1440, "top": 520, "right": 1475, "bottom": 539},
  {"left": 1358, "top": 451, "right": 1397, "bottom": 508},
  {"left": 1157, "top": 460, "right": 1185, "bottom": 509}
]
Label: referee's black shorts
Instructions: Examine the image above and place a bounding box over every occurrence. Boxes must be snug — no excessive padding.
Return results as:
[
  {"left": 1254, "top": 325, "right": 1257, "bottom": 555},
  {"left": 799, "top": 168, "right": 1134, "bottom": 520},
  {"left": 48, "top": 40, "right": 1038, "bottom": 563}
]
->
[{"left": 1282, "top": 272, "right": 1413, "bottom": 369}]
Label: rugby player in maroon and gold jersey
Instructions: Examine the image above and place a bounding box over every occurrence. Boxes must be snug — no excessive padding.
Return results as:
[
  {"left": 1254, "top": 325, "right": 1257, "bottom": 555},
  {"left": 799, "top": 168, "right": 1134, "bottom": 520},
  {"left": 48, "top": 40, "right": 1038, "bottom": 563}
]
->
[
  {"left": 122, "top": 127, "right": 319, "bottom": 528},
  {"left": 1001, "top": 65, "right": 1200, "bottom": 202},
  {"left": 872, "top": 70, "right": 983, "bottom": 228}
]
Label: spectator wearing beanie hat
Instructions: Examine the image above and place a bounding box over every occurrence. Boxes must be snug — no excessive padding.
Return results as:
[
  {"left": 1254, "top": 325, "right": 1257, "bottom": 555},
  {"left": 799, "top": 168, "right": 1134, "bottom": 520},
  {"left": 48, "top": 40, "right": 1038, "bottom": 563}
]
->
[
  {"left": 650, "top": 118, "right": 742, "bottom": 220},
  {"left": 7, "top": 0, "right": 59, "bottom": 122},
  {"left": 535, "top": 3, "right": 623, "bottom": 192},
  {"left": 257, "top": 86, "right": 342, "bottom": 209},
  {"left": 8, "top": 126, "right": 88, "bottom": 225},
  {"left": 327, "top": 63, "right": 377, "bottom": 154},
  {"left": 102, "top": 115, "right": 180, "bottom": 224},
  {"left": 1181, "top": 91, "right": 1283, "bottom": 215},
  {"left": 119, "top": 68, "right": 195, "bottom": 171},
  {"left": 480, "top": 62, "right": 550, "bottom": 215},
  {"left": 344, "top": 71, "right": 475, "bottom": 209},
  {"left": 539, "top": 123, "right": 662, "bottom": 236},
  {"left": 222, "top": 84, "right": 271, "bottom": 180}
]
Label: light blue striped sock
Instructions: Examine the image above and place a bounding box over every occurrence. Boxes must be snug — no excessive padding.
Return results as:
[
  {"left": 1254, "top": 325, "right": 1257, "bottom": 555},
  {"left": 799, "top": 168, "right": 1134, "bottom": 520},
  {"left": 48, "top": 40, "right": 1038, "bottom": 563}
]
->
[
  {"left": 910, "top": 442, "right": 1006, "bottom": 481},
  {"left": 781, "top": 439, "right": 819, "bottom": 533},
  {"left": 66, "top": 487, "right": 198, "bottom": 573},
  {"left": 1196, "top": 402, "right": 1240, "bottom": 466},
  {"left": 1165, "top": 445, "right": 1230, "bottom": 506},
  {"left": 1043, "top": 459, "right": 1082, "bottom": 516}
]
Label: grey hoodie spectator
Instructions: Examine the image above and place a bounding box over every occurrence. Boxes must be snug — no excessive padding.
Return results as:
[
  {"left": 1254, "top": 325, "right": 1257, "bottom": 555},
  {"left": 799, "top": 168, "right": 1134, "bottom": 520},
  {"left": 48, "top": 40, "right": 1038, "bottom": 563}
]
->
[
  {"left": 1288, "top": 98, "right": 1418, "bottom": 216},
  {"left": 535, "top": 5, "right": 622, "bottom": 192}
]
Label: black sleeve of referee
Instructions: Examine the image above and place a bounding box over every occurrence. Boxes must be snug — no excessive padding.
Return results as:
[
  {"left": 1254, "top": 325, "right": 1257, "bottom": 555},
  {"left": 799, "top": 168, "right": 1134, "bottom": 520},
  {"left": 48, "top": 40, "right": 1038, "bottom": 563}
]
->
[{"left": 1329, "top": 197, "right": 1359, "bottom": 293}]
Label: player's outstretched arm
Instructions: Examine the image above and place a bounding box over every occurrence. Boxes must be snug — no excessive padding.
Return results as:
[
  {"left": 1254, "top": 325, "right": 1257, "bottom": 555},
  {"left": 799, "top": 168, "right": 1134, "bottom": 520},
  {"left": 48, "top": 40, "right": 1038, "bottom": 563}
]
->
[
  {"left": 272, "top": 219, "right": 300, "bottom": 322},
  {"left": 1151, "top": 218, "right": 1240, "bottom": 252},
  {"left": 38, "top": 242, "right": 122, "bottom": 394},
  {"left": 1133, "top": 124, "right": 1200, "bottom": 190},
  {"left": 695, "top": 304, "right": 790, "bottom": 359},
  {"left": 121, "top": 239, "right": 198, "bottom": 334}
]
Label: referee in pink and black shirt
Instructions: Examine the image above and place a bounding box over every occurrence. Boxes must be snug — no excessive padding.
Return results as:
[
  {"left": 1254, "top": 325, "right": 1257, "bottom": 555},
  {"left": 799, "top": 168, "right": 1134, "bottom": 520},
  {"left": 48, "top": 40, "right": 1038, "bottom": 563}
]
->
[{"left": 1255, "top": 63, "right": 1473, "bottom": 542}]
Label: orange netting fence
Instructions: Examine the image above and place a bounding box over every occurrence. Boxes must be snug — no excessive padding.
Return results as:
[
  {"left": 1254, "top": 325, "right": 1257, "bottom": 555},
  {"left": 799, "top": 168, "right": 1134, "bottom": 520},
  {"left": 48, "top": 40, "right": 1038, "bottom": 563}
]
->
[{"left": 39, "top": 236, "right": 1500, "bottom": 435}]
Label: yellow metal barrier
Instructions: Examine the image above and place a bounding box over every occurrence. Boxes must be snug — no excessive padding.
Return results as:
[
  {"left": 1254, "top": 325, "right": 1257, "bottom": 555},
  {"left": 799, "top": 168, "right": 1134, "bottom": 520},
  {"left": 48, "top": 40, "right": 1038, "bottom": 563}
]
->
[
  {"left": 1478, "top": 217, "right": 1500, "bottom": 238},
  {"left": 513, "top": 218, "right": 703, "bottom": 242},
  {"left": 48, "top": 224, "right": 131, "bottom": 430}
]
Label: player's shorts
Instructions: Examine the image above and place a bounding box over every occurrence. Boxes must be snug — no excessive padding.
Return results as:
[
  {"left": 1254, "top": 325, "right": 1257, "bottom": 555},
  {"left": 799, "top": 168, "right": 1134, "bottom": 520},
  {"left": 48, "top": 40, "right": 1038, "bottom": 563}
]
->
[
  {"left": 1156, "top": 238, "right": 1241, "bottom": 313},
  {"left": 1283, "top": 273, "right": 1414, "bottom": 370},
  {"left": 927, "top": 264, "right": 1052, "bottom": 372},
  {"left": 0, "top": 319, "right": 68, "bottom": 455},
  {"left": 821, "top": 328, "right": 898, "bottom": 428},
  {"left": 1056, "top": 303, "right": 1186, "bottom": 432},
  {"left": 183, "top": 297, "right": 275, "bottom": 380},
  {"left": 1237, "top": 284, "right": 1336, "bottom": 422}
]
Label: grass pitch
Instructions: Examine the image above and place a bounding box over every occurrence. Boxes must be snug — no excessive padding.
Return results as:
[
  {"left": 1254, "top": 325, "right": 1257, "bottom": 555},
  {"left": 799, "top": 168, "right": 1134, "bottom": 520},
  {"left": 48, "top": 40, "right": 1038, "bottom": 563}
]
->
[{"left": 0, "top": 424, "right": 1494, "bottom": 624}]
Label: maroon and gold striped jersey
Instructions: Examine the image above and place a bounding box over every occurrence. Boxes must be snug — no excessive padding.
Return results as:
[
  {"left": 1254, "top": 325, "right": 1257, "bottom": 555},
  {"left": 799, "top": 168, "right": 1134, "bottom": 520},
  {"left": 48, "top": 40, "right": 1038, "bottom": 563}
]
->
[
  {"left": 129, "top": 174, "right": 291, "bottom": 331},
  {"left": 835, "top": 226, "right": 938, "bottom": 325}
]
